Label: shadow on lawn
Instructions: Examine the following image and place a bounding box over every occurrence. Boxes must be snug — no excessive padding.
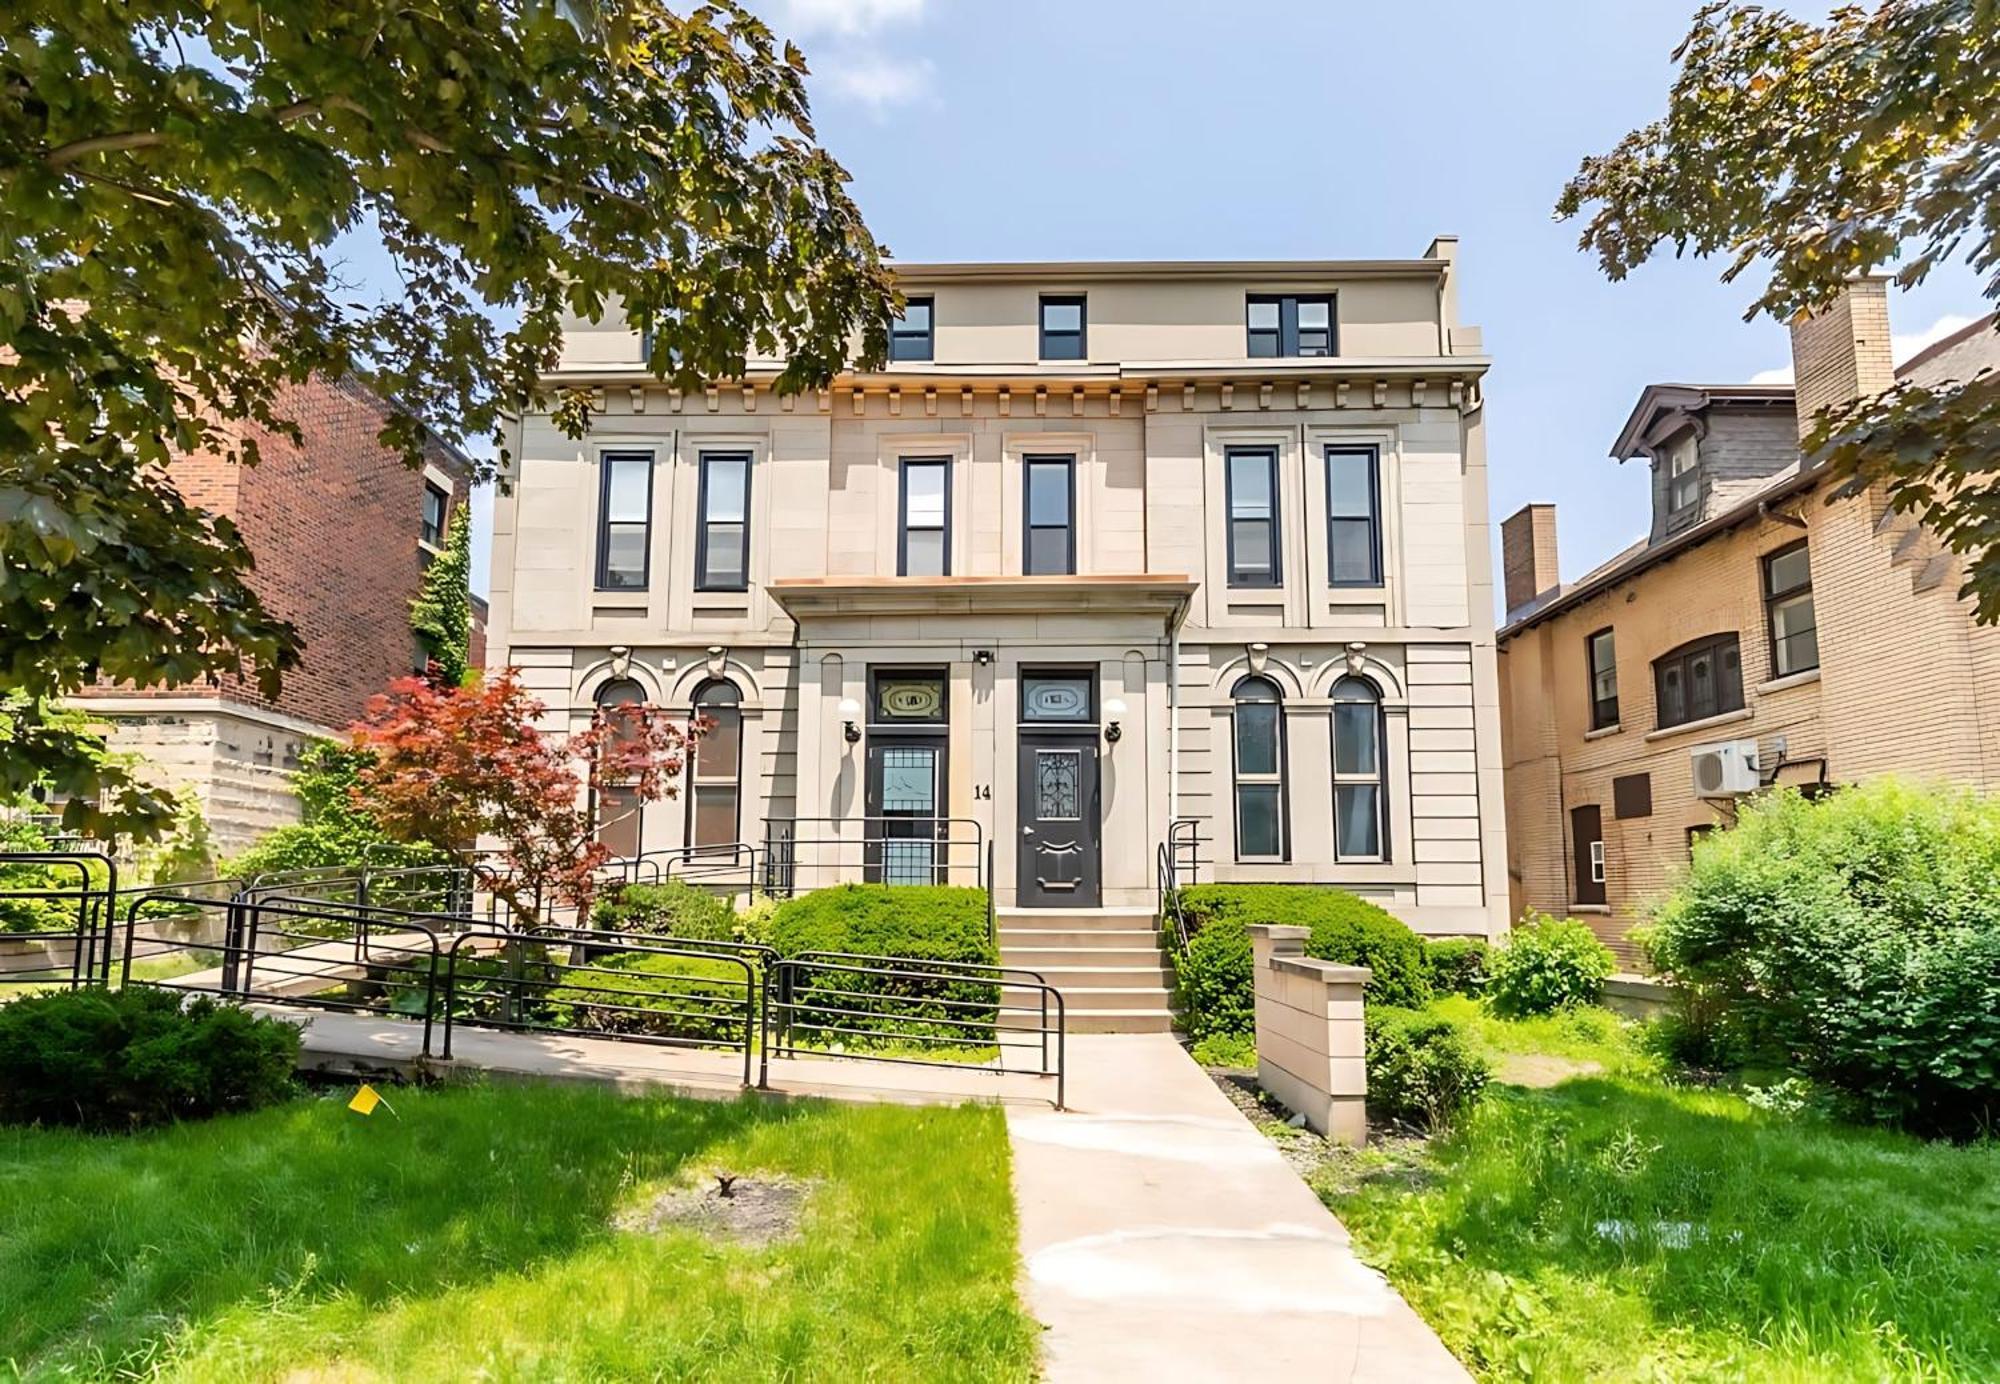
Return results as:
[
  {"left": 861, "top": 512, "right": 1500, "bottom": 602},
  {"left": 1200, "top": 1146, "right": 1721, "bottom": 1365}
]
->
[{"left": 0, "top": 1083, "right": 816, "bottom": 1374}]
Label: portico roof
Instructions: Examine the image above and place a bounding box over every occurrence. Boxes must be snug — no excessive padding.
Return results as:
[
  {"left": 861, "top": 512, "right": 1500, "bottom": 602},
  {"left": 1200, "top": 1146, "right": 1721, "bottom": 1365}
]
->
[{"left": 768, "top": 574, "right": 1196, "bottom": 621}]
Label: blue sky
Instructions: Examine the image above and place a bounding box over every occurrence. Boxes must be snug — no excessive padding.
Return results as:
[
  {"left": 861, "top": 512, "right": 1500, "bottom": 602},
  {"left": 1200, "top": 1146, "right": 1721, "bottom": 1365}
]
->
[{"left": 464, "top": 0, "right": 1985, "bottom": 598}]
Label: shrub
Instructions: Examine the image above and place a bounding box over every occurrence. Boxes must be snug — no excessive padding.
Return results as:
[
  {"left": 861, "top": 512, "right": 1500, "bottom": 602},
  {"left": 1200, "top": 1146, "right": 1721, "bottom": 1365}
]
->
[
  {"left": 1650, "top": 780, "right": 2000, "bottom": 1137},
  {"left": 1487, "top": 913, "right": 1615, "bottom": 1016},
  {"left": 0, "top": 815, "right": 92, "bottom": 934},
  {"left": 593, "top": 880, "right": 737, "bottom": 942},
  {"left": 1176, "top": 915, "right": 1254, "bottom": 1040},
  {"left": 1364, "top": 1005, "right": 1491, "bottom": 1132},
  {"left": 0, "top": 987, "right": 300, "bottom": 1130},
  {"left": 1173, "top": 885, "right": 1431, "bottom": 1013},
  {"left": 1425, "top": 937, "right": 1490, "bottom": 997},
  {"left": 1191, "top": 1031, "right": 1258, "bottom": 1069},
  {"left": 736, "top": 893, "right": 780, "bottom": 944},
  {"left": 544, "top": 950, "right": 756, "bottom": 1045}
]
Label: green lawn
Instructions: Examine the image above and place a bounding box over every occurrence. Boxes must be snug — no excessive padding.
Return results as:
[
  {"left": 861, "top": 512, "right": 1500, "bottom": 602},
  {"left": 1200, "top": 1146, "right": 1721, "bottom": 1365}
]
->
[
  {"left": 0, "top": 1083, "right": 1038, "bottom": 1381},
  {"left": 1318, "top": 1004, "right": 2000, "bottom": 1382}
]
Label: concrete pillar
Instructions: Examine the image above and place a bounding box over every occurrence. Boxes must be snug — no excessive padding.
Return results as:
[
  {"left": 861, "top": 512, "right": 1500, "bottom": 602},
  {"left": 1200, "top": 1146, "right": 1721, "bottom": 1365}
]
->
[{"left": 1248, "top": 924, "right": 1371, "bottom": 1145}]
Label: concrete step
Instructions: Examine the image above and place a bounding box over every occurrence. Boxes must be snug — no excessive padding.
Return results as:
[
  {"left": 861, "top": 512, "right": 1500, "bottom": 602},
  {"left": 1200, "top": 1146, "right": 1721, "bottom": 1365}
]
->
[
  {"left": 1004, "top": 945, "right": 1171, "bottom": 971},
  {"left": 1004, "top": 964, "right": 1174, "bottom": 990},
  {"left": 1005, "top": 1008, "right": 1176, "bottom": 1035},
  {"left": 997, "top": 907, "right": 1158, "bottom": 933},
  {"left": 1005, "top": 984, "right": 1169, "bottom": 1013},
  {"left": 999, "top": 932, "right": 1162, "bottom": 954}
]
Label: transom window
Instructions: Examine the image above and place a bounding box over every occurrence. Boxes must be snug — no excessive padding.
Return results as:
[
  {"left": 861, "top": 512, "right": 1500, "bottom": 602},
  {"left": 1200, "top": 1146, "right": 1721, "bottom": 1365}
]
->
[
  {"left": 1326, "top": 446, "right": 1382, "bottom": 586},
  {"left": 1231, "top": 675, "right": 1286, "bottom": 861},
  {"left": 421, "top": 481, "right": 448, "bottom": 547},
  {"left": 595, "top": 451, "right": 653, "bottom": 591},
  {"left": 1587, "top": 628, "right": 1619, "bottom": 731},
  {"left": 688, "top": 679, "right": 742, "bottom": 849},
  {"left": 1332, "top": 677, "right": 1386, "bottom": 860},
  {"left": 1246, "top": 294, "right": 1334, "bottom": 358},
  {"left": 1024, "top": 456, "right": 1076, "bottom": 575},
  {"left": 1667, "top": 434, "right": 1701, "bottom": 514},
  {"left": 890, "top": 296, "right": 934, "bottom": 362},
  {"left": 1763, "top": 541, "right": 1819, "bottom": 677},
  {"left": 898, "top": 458, "right": 950, "bottom": 576},
  {"left": 695, "top": 451, "right": 750, "bottom": 591},
  {"left": 1653, "top": 633, "right": 1743, "bottom": 729},
  {"left": 1226, "top": 446, "right": 1280, "bottom": 587},
  {"left": 1038, "top": 295, "right": 1086, "bottom": 361}
]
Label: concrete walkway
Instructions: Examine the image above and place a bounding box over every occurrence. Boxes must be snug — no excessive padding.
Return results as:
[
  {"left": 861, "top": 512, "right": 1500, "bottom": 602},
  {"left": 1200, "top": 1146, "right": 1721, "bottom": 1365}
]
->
[{"left": 1007, "top": 1034, "right": 1467, "bottom": 1382}]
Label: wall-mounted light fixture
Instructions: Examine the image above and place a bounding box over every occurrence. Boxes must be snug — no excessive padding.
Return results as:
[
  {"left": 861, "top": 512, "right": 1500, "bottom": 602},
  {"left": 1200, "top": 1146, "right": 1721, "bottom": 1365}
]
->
[
  {"left": 973, "top": 649, "right": 995, "bottom": 666},
  {"left": 838, "top": 697, "right": 863, "bottom": 745},
  {"left": 1103, "top": 697, "right": 1128, "bottom": 745}
]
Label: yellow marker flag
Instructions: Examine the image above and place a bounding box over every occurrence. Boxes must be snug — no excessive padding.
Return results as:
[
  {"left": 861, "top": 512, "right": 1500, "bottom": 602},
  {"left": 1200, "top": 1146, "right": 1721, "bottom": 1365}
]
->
[{"left": 348, "top": 1083, "right": 383, "bottom": 1116}]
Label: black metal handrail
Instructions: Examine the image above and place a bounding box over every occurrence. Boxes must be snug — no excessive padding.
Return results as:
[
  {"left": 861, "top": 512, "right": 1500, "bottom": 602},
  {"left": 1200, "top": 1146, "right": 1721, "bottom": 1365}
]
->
[
  {"left": 1157, "top": 818, "right": 1204, "bottom": 953},
  {"left": 0, "top": 850, "right": 119, "bottom": 986},
  {"left": 759, "top": 816, "right": 988, "bottom": 898}
]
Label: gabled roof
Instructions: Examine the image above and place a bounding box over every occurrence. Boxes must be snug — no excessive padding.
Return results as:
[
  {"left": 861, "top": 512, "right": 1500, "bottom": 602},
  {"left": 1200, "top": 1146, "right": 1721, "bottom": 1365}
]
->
[{"left": 1608, "top": 384, "right": 1796, "bottom": 461}]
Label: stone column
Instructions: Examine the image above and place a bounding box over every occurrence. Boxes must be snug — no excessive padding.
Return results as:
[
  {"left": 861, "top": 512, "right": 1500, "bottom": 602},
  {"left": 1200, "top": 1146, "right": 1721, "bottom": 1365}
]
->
[{"left": 1247, "top": 924, "right": 1371, "bottom": 1145}]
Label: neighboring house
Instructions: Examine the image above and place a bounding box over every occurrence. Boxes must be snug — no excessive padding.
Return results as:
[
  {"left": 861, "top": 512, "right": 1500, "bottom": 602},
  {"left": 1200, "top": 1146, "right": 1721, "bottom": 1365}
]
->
[
  {"left": 1498, "top": 284, "right": 2000, "bottom": 967},
  {"left": 77, "top": 375, "right": 472, "bottom": 852}
]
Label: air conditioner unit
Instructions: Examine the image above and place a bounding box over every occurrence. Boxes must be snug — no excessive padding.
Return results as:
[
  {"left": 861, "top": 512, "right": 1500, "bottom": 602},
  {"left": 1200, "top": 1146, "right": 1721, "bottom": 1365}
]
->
[{"left": 1691, "top": 739, "right": 1761, "bottom": 798}]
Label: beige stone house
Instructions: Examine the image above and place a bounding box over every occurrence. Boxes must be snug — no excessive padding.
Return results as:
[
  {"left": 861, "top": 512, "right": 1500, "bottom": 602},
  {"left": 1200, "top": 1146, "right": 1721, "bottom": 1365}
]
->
[
  {"left": 1498, "top": 286, "right": 2000, "bottom": 967},
  {"left": 488, "top": 244, "right": 1510, "bottom": 1023}
]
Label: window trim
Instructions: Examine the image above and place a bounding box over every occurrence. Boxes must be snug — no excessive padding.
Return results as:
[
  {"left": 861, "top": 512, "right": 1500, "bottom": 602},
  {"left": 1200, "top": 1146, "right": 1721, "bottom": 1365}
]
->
[
  {"left": 1229, "top": 674, "right": 1288, "bottom": 862},
  {"left": 1038, "top": 294, "right": 1087, "bottom": 361},
  {"left": 593, "top": 450, "right": 655, "bottom": 592},
  {"left": 1224, "top": 445, "right": 1282, "bottom": 588},
  {"left": 890, "top": 295, "right": 934, "bottom": 362},
  {"left": 1246, "top": 293, "right": 1336, "bottom": 358},
  {"left": 420, "top": 481, "right": 449, "bottom": 548},
  {"left": 1666, "top": 434, "right": 1701, "bottom": 515},
  {"left": 897, "top": 457, "right": 952, "bottom": 577},
  {"left": 1762, "top": 539, "right": 1819, "bottom": 678},
  {"left": 1651, "top": 632, "right": 1745, "bottom": 730},
  {"left": 693, "top": 449, "right": 752, "bottom": 593},
  {"left": 592, "top": 677, "right": 649, "bottom": 856},
  {"left": 685, "top": 678, "right": 743, "bottom": 851},
  {"left": 1330, "top": 675, "right": 1389, "bottom": 862},
  {"left": 1324, "top": 444, "right": 1383, "bottom": 588},
  {"left": 1022, "top": 454, "right": 1077, "bottom": 576},
  {"left": 1586, "top": 626, "right": 1620, "bottom": 731}
]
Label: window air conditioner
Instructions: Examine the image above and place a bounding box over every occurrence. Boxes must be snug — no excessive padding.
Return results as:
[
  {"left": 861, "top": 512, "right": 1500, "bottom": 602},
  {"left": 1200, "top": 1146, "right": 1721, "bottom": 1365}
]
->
[{"left": 1691, "top": 739, "right": 1761, "bottom": 799}]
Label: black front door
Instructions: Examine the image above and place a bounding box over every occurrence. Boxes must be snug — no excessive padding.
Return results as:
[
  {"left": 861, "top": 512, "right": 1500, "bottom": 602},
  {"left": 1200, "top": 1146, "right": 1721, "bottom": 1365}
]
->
[{"left": 1016, "top": 671, "right": 1102, "bottom": 907}]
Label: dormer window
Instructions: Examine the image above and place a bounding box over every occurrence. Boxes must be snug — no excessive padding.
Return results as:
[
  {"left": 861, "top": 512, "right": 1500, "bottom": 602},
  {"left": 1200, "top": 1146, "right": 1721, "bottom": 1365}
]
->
[
  {"left": 1039, "top": 296, "right": 1086, "bottom": 361},
  {"left": 1247, "top": 294, "right": 1334, "bottom": 358},
  {"left": 1667, "top": 434, "right": 1701, "bottom": 514},
  {"left": 890, "top": 296, "right": 934, "bottom": 362}
]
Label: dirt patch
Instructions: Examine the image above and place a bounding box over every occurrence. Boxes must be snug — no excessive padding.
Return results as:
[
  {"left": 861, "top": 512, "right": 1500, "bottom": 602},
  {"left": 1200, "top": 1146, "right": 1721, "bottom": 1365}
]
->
[
  {"left": 1204, "top": 1066, "right": 1439, "bottom": 1195},
  {"left": 1495, "top": 1053, "right": 1603, "bottom": 1088},
  {"left": 615, "top": 1172, "right": 817, "bottom": 1247}
]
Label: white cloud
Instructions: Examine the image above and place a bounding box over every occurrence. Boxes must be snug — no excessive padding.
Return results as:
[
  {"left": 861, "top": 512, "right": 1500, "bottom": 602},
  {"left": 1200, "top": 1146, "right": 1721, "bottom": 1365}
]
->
[
  {"left": 1747, "top": 312, "right": 1978, "bottom": 385},
  {"left": 777, "top": 0, "right": 927, "bottom": 37},
  {"left": 818, "top": 51, "right": 934, "bottom": 113}
]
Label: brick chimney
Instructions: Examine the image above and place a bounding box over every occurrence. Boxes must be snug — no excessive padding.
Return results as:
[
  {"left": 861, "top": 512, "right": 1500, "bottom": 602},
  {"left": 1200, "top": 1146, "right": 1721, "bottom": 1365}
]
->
[
  {"left": 1788, "top": 277, "right": 1896, "bottom": 440},
  {"left": 1501, "top": 504, "right": 1560, "bottom": 617}
]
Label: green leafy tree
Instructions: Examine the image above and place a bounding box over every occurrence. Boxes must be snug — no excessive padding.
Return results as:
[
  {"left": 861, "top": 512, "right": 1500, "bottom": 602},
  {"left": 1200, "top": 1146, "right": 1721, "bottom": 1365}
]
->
[
  {"left": 410, "top": 505, "right": 473, "bottom": 686},
  {"left": 1, "top": 0, "right": 897, "bottom": 837},
  {"left": 1556, "top": 0, "right": 2000, "bottom": 618}
]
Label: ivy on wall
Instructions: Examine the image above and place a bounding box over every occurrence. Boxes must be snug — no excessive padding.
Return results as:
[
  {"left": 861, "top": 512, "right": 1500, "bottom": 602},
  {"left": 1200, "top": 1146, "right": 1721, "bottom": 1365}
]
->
[{"left": 410, "top": 505, "right": 473, "bottom": 686}]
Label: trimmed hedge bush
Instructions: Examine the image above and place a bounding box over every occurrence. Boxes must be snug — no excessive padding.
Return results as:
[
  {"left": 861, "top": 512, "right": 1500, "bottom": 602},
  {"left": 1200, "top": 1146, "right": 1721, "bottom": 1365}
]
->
[
  {"left": 1487, "top": 913, "right": 1614, "bottom": 1016},
  {"left": 1172, "top": 886, "right": 1431, "bottom": 1039},
  {"left": 1365, "top": 1005, "right": 1491, "bottom": 1132},
  {"left": 544, "top": 950, "right": 756, "bottom": 1044},
  {"left": 1425, "top": 937, "right": 1490, "bottom": 997},
  {"left": 592, "top": 879, "right": 737, "bottom": 941},
  {"left": 1650, "top": 780, "right": 2000, "bottom": 1137},
  {"left": 0, "top": 987, "right": 300, "bottom": 1130}
]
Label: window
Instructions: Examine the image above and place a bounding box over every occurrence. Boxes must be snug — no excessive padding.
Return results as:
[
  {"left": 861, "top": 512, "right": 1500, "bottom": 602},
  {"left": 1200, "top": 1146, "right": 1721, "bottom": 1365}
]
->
[
  {"left": 1039, "top": 295, "right": 1086, "bottom": 361},
  {"left": 420, "top": 482, "right": 448, "bottom": 547},
  {"left": 1225, "top": 446, "right": 1280, "bottom": 587},
  {"left": 594, "top": 678, "right": 648, "bottom": 857},
  {"left": 1667, "top": 434, "right": 1701, "bottom": 514},
  {"left": 1587, "top": 628, "right": 1619, "bottom": 730},
  {"left": 1326, "top": 446, "right": 1381, "bottom": 586},
  {"left": 1763, "top": 540, "right": 1819, "bottom": 677},
  {"left": 694, "top": 451, "right": 751, "bottom": 591},
  {"left": 1246, "top": 294, "right": 1335, "bottom": 358},
  {"left": 1653, "top": 633, "right": 1744, "bottom": 729},
  {"left": 1571, "top": 804, "right": 1605, "bottom": 905},
  {"left": 898, "top": 458, "right": 950, "bottom": 576},
  {"left": 1023, "top": 456, "right": 1076, "bottom": 575},
  {"left": 1231, "top": 676, "right": 1286, "bottom": 860},
  {"left": 595, "top": 451, "right": 653, "bottom": 591},
  {"left": 890, "top": 296, "right": 934, "bottom": 362},
  {"left": 1332, "top": 677, "right": 1387, "bottom": 860},
  {"left": 687, "top": 679, "right": 742, "bottom": 849}
]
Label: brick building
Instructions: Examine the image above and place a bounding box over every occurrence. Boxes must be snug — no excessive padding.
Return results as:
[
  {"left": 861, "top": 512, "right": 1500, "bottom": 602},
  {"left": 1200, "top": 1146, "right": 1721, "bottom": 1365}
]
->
[
  {"left": 77, "top": 374, "right": 472, "bottom": 851},
  {"left": 1497, "top": 284, "right": 2000, "bottom": 967}
]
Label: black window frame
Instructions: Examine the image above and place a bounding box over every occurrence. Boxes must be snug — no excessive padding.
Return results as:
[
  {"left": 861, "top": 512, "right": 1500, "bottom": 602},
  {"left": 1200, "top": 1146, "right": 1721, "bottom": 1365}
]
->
[
  {"left": 1762, "top": 539, "right": 1819, "bottom": 678},
  {"left": 1022, "top": 455, "right": 1077, "bottom": 576},
  {"left": 1230, "top": 674, "right": 1288, "bottom": 862},
  {"left": 1666, "top": 434, "right": 1702, "bottom": 515},
  {"left": 1246, "top": 293, "right": 1336, "bottom": 358},
  {"left": 1652, "top": 632, "right": 1744, "bottom": 730},
  {"left": 1225, "top": 445, "right": 1282, "bottom": 588},
  {"left": 592, "top": 677, "right": 649, "bottom": 857},
  {"left": 686, "top": 678, "right": 743, "bottom": 851},
  {"left": 594, "top": 450, "right": 655, "bottom": 592},
  {"left": 1331, "top": 675, "right": 1389, "bottom": 862},
  {"left": 1325, "top": 445, "right": 1382, "bottom": 587},
  {"left": 420, "top": 481, "right": 449, "bottom": 548},
  {"left": 1038, "top": 294, "right": 1087, "bottom": 361},
  {"left": 693, "top": 450, "right": 752, "bottom": 593},
  {"left": 890, "top": 295, "right": 934, "bottom": 362},
  {"left": 1586, "top": 627, "right": 1620, "bottom": 731},
  {"left": 897, "top": 456, "right": 952, "bottom": 577}
]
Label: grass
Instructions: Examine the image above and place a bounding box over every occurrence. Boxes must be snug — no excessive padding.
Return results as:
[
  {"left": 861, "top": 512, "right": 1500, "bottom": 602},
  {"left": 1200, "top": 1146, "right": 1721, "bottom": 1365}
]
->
[
  {"left": 1316, "top": 1002, "right": 2000, "bottom": 1381},
  {"left": 0, "top": 1082, "right": 1038, "bottom": 1381}
]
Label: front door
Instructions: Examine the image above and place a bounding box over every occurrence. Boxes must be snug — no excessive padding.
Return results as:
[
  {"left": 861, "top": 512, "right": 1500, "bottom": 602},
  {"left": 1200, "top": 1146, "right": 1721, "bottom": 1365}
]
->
[{"left": 1016, "top": 671, "right": 1102, "bottom": 907}]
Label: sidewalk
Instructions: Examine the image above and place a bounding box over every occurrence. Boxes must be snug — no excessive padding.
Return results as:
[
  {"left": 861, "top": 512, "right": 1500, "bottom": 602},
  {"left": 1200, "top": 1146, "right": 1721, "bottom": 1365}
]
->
[{"left": 1007, "top": 1034, "right": 1467, "bottom": 1382}]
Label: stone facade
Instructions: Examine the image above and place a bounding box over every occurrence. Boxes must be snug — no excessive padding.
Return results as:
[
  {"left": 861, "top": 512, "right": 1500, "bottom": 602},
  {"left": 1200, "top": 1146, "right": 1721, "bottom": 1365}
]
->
[{"left": 491, "top": 245, "right": 1510, "bottom": 935}]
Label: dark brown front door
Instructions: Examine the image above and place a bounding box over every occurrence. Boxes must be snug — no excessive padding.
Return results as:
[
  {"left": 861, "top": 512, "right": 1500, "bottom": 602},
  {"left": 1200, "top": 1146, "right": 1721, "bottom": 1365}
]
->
[
  {"left": 1017, "top": 734, "right": 1101, "bottom": 907},
  {"left": 1571, "top": 804, "right": 1606, "bottom": 906}
]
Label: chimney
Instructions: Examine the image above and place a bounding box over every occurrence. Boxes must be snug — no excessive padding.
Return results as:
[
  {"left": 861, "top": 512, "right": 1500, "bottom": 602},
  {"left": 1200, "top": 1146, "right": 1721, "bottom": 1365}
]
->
[
  {"left": 1788, "top": 277, "right": 1896, "bottom": 441},
  {"left": 1501, "top": 504, "right": 1560, "bottom": 617}
]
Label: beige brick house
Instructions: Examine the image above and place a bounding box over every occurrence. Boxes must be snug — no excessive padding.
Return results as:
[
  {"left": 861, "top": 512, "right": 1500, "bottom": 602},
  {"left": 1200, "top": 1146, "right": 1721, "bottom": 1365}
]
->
[
  {"left": 1498, "top": 285, "right": 2000, "bottom": 967},
  {"left": 489, "top": 244, "right": 1510, "bottom": 1022}
]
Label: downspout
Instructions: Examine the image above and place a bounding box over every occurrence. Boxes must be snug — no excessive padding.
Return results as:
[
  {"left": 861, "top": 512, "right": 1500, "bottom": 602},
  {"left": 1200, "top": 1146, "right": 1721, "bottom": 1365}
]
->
[{"left": 1168, "top": 592, "right": 1191, "bottom": 824}]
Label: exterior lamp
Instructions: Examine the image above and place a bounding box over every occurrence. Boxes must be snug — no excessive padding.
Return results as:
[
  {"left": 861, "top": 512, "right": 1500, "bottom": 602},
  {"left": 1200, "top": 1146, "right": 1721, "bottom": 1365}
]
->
[
  {"left": 838, "top": 697, "right": 863, "bottom": 745},
  {"left": 1103, "top": 697, "right": 1128, "bottom": 745}
]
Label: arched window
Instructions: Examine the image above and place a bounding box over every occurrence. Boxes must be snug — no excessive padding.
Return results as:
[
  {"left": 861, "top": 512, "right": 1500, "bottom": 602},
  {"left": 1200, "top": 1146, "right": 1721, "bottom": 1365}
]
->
[
  {"left": 1231, "top": 675, "right": 1286, "bottom": 861},
  {"left": 593, "top": 679, "right": 647, "bottom": 858},
  {"left": 688, "top": 679, "right": 743, "bottom": 849},
  {"left": 1331, "top": 676, "right": 1386, "bottom": 860}
]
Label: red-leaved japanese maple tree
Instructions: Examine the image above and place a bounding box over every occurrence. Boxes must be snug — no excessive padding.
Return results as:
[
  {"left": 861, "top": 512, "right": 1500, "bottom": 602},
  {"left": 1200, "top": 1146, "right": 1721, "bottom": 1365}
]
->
[{"left": 347, "top": 670, "right": 694, "bottom": 923}]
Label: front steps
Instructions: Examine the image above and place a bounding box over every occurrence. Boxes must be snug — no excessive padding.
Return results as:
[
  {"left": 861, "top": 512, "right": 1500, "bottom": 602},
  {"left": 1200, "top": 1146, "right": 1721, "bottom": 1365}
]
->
[{"left": 996, "top": 906, "right": 1175, "bottom": 1034}]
